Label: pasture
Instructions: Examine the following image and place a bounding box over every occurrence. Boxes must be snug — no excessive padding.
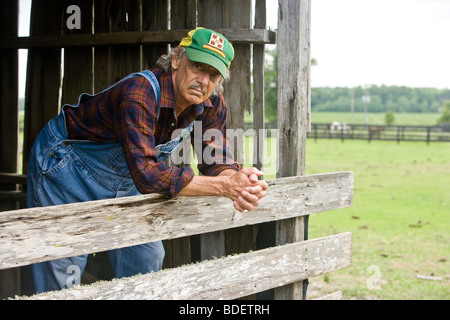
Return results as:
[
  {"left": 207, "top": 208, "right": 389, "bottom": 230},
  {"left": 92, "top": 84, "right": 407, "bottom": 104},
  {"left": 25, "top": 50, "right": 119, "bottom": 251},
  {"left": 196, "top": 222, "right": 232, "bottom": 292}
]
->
[
  {"left": 304, "top": 139, "right": 449, "bottom": 299},
  {"left": 244, "top": 111, "right": 442, "bottom": 126},
  {"left": 189, "top": 123, "right": 448, "bottom": 299},
  {"left": 258, "top": 137, "right": 449, "bottom": 299},
  {"left": 306, "top": 111, "right": 442, "bottom": 126}
]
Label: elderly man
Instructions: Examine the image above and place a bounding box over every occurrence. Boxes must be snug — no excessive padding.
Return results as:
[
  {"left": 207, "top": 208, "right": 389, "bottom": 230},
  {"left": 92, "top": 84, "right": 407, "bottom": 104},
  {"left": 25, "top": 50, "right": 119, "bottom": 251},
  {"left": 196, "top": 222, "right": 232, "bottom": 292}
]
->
[{"left": 27, "top": 27, "right": 268, "bottom": 293}]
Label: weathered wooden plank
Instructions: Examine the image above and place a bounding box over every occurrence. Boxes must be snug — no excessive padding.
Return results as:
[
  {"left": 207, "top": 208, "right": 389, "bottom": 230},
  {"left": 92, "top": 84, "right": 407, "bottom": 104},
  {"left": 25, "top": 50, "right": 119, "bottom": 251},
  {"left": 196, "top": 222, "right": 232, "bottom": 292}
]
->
[
  {"left": 141, "top": 0, "right": 168, "bottom": 88},
  {"left": 252, "top": 0, "right": 266, "bottom": 172},
  {"left": 0, "top": 0, "right": 19, "bottom": 180},
  {"left": 196, "top": 0, "right": 228, "bottom": 262},
  {"left": 22, "top": 0, "right": 63, "bottom": 174},
  {"left": 0, "top": 171, "right": 27, "bottom": 211},
  {"left": 0, "top": 172, "right": 353, "bottom": 270},
  {"left": 163, "top": 0, "right": 196, "bottom": 269},
  {"left": 277, "top": 0, "right": 311, "bottom": 178},
  {"left": 162, "top": 237, "right": 191, "bottom": 269},
  {"left": 0, "top": 191, "right": 27, "bottom": 201},
  {"left": 275, "top": 0, "right": 312, "bottom": 300},
  {"left": 22, "top": 232, "right": 352, "bottom": 300},
  {"left": 0, "top": 173, "right": 27, "bottom": 185},
  {"left": 61, "top": 0, "right": 94, "bottom": 105},
  {"left": 171, "top": 0, "right": 197, "bottom": 29},
  {"left": 93, "top": 0, "right": 142, "bottom": 91},
  {"left": 0, "top": 29, "right": 276, "bottom": 49},
  {"left": 0, "top": 3, "right": 21, "bottom": 298}
]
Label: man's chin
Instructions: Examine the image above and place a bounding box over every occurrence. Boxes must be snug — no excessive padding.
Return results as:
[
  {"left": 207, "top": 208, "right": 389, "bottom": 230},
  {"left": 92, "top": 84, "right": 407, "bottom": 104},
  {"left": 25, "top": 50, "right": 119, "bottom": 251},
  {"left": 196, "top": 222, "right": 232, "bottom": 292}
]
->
[{"left": 186, "top": 93, "right": 206, "bottom": 104}]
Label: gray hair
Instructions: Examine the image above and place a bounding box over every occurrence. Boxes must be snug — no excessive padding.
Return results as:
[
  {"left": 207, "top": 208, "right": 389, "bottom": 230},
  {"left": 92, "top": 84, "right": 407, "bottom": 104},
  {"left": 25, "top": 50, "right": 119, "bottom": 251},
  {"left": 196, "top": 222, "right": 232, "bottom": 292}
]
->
[{"left": 156, "top": 46, "right": 228, "bottom": 95}]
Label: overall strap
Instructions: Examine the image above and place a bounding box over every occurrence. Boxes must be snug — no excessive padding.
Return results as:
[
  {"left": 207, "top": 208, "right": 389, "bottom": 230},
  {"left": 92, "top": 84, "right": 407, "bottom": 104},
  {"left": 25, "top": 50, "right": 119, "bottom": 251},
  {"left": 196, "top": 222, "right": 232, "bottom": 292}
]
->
[
  {"left": 63, "top": 70, "right": 161, "bottom": 120},
  {"left": 137, "top": 70, "right": 161, "bottom": 105},
  {"left": 136, "top": 70, "right": 161, "bottom": 120}
]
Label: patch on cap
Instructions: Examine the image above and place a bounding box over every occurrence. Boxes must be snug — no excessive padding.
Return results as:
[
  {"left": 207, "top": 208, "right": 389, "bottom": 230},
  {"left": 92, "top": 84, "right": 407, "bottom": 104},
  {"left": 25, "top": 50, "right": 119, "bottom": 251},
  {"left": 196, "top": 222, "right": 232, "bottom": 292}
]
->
[{"left": 204, "top": 33, "right": 226, "bottom": 58}]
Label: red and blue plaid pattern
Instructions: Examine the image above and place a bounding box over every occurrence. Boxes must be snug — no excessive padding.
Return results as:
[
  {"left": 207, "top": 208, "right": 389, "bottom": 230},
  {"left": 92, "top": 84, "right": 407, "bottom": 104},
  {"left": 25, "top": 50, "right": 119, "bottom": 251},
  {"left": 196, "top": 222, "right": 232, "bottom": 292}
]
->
[{"left": 64, "top": 68, "right": 239, "bottom": 195}]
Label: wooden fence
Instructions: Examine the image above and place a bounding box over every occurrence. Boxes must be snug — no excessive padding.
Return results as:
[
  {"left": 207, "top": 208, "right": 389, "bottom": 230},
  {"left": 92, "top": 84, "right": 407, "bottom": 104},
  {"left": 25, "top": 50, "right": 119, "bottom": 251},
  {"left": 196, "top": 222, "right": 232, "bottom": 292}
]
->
[
  {"left": 1, "top": 0, "right": 326, "bottom": 300},
  {"left": 0, "top": 0, "right": 275, "bottom": 297},
  {"left": 1, "top": 171, "right": 353, "bottom": 300},
  {"left": 309, "top": 123, "right": 450, "bottom": 144}
]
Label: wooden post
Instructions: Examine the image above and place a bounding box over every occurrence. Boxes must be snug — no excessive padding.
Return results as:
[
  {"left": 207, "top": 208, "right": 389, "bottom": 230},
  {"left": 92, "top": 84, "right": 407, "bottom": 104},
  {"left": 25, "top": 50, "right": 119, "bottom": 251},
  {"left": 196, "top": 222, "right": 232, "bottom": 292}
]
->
[
  {"left": 253, "top": 0, "right": 266, "bottom": 172},
  {"left": 161, "top": 0, "right": 196, "bottom": 269},
  {"left": 196, "top": 0, "right": 254, "bottom": 260},
  {"left": 61, "top": 0, "right": 94, "bottom": 105},
  {"left": 171, "top": 0, "right": 197, "bottom": 30},
  {"left": 221, "top": 0, "right": 254, "bottom": 258},
  {"left": 22, "top": 0, "right": 63, "bottom": 173},
  {"left": 94, "top": 0, "right": 143, "bottom": 91},
  {"left": 0, "top": 0, "right": 19, "bottom": 178},
  {"left": 0, "top": 0, "right": 21, "bottom": 299},
  {"left": 275, "top": 0, "right": 311, "bottom": 300},
  {"left": 142, "top": 0, "right": 169, "bottom": 70}
]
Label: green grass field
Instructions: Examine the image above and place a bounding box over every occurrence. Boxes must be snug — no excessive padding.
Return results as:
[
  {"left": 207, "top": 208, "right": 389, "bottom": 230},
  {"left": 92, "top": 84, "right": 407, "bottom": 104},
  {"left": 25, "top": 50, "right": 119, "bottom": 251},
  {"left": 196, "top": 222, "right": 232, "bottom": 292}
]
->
[
  {"left": 206, "top": 130, "right": 448, "bottom": 299},
  {"left": 305, "top": 139, "right": 449, "bottom": 299},
  {"left": 255, "top": 137, "right": 449, "bottom": 299}
]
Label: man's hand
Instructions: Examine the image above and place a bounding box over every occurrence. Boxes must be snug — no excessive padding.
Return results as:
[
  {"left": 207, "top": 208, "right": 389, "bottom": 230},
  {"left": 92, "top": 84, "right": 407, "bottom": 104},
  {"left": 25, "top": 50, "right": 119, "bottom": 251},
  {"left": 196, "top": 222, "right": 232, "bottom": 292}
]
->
[
  {"left": 221, "top": 168, "right": 268, "bottom": 212},
  {"left": 177, "top": 167, "right": 268, "bottom": 212}
]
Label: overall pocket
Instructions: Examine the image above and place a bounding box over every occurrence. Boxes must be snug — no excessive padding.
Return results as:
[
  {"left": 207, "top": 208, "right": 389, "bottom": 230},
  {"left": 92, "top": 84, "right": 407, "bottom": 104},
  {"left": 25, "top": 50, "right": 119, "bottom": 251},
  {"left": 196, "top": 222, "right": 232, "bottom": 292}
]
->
[{"left": 36, "top": 142, "right": 127, "bottom": 205}]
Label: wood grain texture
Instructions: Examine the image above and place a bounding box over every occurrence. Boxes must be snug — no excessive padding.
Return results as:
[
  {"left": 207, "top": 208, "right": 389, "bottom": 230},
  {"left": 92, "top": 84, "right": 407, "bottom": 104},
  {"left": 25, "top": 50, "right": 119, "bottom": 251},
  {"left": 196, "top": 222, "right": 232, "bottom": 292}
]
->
[
  {"left": 23, "top": 232, "right": 352, "bottom": 300},
  {"left": 0, "top": 172, "right": 353, "bottom": 270},
  {"left": 1, "top": 29, "right": 276, "bottom": 49}
]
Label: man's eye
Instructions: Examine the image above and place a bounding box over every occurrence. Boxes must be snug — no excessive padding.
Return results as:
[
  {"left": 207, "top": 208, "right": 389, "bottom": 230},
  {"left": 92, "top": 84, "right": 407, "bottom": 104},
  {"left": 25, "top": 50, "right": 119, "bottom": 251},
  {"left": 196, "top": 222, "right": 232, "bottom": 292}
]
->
[{"left": 211, "top": 72, "right": 221, "bottom": 80}]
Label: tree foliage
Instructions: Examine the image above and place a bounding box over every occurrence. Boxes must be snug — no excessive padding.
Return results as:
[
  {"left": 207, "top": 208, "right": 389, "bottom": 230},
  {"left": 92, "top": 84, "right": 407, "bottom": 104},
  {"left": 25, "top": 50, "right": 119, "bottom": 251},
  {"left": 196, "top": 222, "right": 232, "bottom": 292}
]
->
[
  {"left": 310, "top": 86, "right": 450, "bottom": 114},
  {"left": 263, "top": 48, "right": 450, "bottom": 118},
  {"left": 437, "top": 100, "right": 450, "bottom": 124},
  {"left": 385, "top": 110, "right": 395, "bottom": 125}
]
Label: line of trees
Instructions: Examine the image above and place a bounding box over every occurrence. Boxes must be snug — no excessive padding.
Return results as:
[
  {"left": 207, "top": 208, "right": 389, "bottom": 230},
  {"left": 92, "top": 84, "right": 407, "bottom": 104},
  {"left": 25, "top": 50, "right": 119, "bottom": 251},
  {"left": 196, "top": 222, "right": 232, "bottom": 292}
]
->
[
  {"left": 263, "top": 47, "right": 450, "bottom": 122},
  {"left": 310, "top": 86, "right": 450, "bottom": 114}
]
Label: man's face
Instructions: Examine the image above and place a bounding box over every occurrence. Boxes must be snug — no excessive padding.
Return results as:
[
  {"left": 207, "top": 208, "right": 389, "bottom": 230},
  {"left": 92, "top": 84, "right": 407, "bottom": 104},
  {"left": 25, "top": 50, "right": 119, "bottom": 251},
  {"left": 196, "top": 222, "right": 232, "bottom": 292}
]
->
[{"left": 172, "top": 53, "right": 222, "bottom": 106}]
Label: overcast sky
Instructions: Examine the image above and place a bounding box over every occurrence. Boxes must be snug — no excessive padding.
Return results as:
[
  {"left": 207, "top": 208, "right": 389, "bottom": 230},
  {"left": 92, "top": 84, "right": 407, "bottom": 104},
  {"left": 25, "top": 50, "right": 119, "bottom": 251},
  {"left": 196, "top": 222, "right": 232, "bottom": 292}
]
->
[
  {"left": 267, "top": 0, "right": 450, "bottom": 89},
  {"left": 18, "top": 0, "right": 450, "bottom": 94}
]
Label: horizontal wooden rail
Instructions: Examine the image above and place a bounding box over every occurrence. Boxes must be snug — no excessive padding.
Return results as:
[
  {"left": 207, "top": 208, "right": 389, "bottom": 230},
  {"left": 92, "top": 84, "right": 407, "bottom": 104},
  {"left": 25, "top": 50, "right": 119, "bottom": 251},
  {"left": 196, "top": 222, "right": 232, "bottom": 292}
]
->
[
  {"left": 0, "top": 172, "right": 353, "bottom": 270},
  {"left": 22, "top": 232, "right": 352, "bottom": 300},
  {"left": 0, "top": 173, "right": 27, "bottom": 202},
  {"left": 0, "top": 173, "right": 27, "bottom": 185},
  {"left": 0, "top": 191, "right": 26, "bottom": 201},
  {"left": 0, "top": 29, "right": 276, "bottom": 49}
]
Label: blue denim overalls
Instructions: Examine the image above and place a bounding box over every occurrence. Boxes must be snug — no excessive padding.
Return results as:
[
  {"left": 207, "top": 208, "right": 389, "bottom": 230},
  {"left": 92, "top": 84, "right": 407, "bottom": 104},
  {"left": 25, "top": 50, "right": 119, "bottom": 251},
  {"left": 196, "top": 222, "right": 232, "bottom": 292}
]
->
[{"left": 27, "top": 70, "right": 194, "bottom": 293}]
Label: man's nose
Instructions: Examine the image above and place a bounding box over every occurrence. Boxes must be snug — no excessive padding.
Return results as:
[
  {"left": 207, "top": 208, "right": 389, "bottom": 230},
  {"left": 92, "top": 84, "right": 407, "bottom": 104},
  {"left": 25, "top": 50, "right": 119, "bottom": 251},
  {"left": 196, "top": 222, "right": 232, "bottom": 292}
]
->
[{"left": 196, "top": 71, "right": 210, "bottom": 85}]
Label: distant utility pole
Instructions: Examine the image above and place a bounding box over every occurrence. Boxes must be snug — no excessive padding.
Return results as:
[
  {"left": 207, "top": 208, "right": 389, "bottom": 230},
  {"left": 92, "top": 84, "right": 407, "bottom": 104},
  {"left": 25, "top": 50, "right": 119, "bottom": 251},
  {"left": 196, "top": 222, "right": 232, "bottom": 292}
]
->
[
  {"left": 362, "top": 85, "right": 371, "bottom": 125},
  {"left": 351, "top": 88, "right": 354, "bottom": 123}
]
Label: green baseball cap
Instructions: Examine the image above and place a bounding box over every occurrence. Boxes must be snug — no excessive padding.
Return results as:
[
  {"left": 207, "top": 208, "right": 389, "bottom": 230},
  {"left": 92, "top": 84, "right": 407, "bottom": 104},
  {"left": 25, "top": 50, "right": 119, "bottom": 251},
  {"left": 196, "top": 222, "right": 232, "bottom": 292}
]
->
[{"left": 179, "top": 27, "right": 234, "bottom": 79}]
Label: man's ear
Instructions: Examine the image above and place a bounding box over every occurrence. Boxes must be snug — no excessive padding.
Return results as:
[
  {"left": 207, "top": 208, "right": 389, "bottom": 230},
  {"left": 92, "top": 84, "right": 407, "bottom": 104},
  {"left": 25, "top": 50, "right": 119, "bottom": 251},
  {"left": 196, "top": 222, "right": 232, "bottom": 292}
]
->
[{"left": 171, "top": 53, "right": 180, "bottom": 70}]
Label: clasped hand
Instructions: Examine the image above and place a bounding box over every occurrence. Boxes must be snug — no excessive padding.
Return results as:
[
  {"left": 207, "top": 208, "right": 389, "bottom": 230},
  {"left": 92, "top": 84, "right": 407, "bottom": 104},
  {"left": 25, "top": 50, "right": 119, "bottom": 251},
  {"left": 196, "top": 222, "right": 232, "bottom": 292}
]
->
[{"left": 226, "top": 168, "right": 268, "bottom": 212}]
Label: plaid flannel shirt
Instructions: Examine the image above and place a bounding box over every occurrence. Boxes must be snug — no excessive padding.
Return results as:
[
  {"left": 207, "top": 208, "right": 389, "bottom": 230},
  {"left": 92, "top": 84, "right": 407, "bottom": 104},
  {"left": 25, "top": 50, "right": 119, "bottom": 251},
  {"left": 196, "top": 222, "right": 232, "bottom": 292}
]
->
[{"left": 64, "top": 67, "right": 240, "bottom": 196}]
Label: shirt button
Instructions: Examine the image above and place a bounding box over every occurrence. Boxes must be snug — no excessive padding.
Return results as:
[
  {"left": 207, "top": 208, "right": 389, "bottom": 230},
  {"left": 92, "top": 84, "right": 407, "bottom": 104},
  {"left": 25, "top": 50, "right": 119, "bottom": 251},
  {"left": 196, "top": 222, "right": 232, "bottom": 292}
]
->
[{"left": 171, "top": 123, "right": 175, "bottom": 127}]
